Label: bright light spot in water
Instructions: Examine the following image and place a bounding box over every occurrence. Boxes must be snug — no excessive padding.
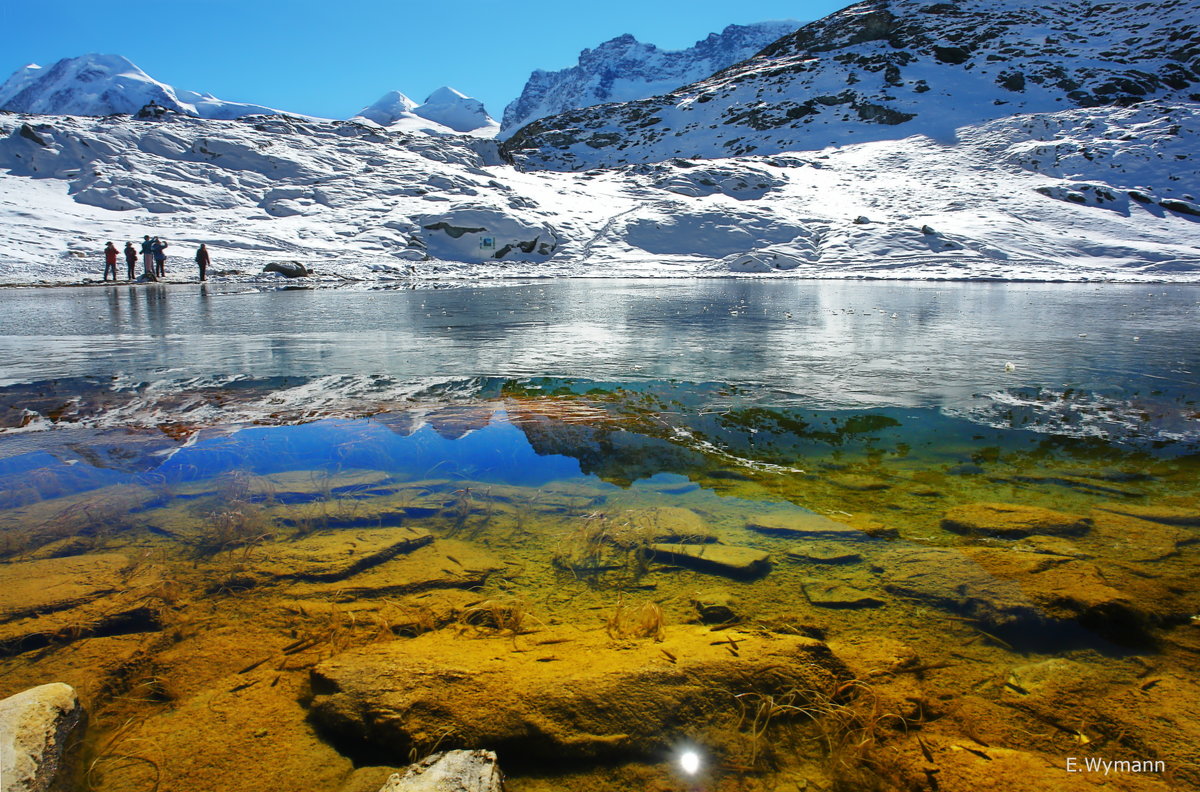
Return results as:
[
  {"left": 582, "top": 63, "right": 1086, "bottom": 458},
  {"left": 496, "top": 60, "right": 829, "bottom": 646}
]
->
[{"left": 680, "top": 750, "right": 701, "bottom": 775}]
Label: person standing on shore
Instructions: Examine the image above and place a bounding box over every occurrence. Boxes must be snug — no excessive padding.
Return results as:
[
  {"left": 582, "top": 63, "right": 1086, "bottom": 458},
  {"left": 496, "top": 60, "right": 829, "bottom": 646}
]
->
[
  {"left": 140, "top": 235, "right": 156, "bottom": 280},
  {"left": 103, "top": 242, "right": 118, "bottom": 281},
  {"left": 152, "top": 237, "right": 168, "bottom": 278},
  {"left": 124, "top": 241, "right": 137, "bottom": 280},
  {"left": 195, "top": 243, "right": 210, "bottom": 282}
]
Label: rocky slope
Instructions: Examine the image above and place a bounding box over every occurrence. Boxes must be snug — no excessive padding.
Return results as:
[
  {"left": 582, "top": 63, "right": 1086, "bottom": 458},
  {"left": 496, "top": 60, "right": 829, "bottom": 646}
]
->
[
  {"left": 503, "top": 0, "right": 1200, "bottom": 169},
  {"left": 0, "top": 54, "right": 285, "bottom": 120},
  {"left": 499, "top": 21, "right": 797, "bottom": 137}
]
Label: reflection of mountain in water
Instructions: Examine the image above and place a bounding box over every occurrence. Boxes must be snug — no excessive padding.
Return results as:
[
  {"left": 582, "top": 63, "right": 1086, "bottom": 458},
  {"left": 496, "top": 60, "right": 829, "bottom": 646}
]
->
[
  {"left": 370, "top": 411, "right": 421, "bottom": 439},
  {"left": 424, "top": 407, "right": 493, "bottom": 441},
  {"left": 63, "top": 431, "right": 181, "bottom": 474},
  {"left": 513, "top": 412, "right": 701, "bottom": 488}
]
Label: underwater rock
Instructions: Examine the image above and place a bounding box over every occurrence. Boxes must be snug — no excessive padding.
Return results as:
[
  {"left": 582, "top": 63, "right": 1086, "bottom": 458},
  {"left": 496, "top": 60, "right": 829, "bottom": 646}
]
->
[
  {"left": 1005, "top": 657, "right": 1092, "bottom": 696},
  {"left": 1009, "top": 535, "right": 1091, "bottom": 559},
  {"left": 251, "top": 527, "right": 433, "bottom": 581},
  {"left": 827, "top": 473, "right": 891, "bottom": 491},
  {"left": 994, "top": 474, "right": 1145, "bottom": 498},
  {"left": 309, "top": 625, "right": 848, "bottom": 762},
  {"left": 786, "top": 543, "right": 863, "bottom": 564},
  {"left": 0, "top": 554, "right": 163, "bottom": 657},
  {"left": 689, "top": 589, "right": 740, "bottom": 624},
  {"left": 0, "top": 682, "right": 84, "bottom": 792},
  {"left": 906, "top": 485, "right": 943, "bottom": 498},
  {"left": 962, "top": 547, "right": 1182, "bottom": 644},
  {"left": 378, "top": 750, "right": 503, "bottom": 792},
  {"left": 941, "top": 502, "right": 1091, "bottom": 538},
  {"left": 1089, "top": 511, "right": 1198, "bottom": 562},
  {"left": 645, "top": 543, "right": 769, "bottom": 579},
  {"left": 623, "top": 506, "right": 714, "bottom": 543},
  {"left": 747, "top": 512, "right": 865, "bottom": 539},
  {"left": 802, "top": 580, "right": 885, "bottom": 608},
  {"left": 285, "top": 539, "right": 503, "bottom": 598},
  {"left": 881, "top": 547, "right": 1040, "bottom": 629},
  {"left": 1094, "top": 502, "right": 1200, "bottom": 527}
]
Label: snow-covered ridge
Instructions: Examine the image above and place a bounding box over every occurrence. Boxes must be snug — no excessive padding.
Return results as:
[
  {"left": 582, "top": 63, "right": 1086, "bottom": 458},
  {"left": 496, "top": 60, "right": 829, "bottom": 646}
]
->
[
  {"left": 503, "top": 0, "right": 1200, "bottom": 170},
  {"left": 0, "top": 101, "right": 1198, "bottom": 284},
  {"left": 0, "top": 54, "right": 500, "bottom": 136},
  {"left": 500, "top": 21, "right": 798, "bottom": 137},
  {"left": 0, "top": 54, "right": 288, "bottom": 120},
  {"left": 354, "top": 87, "right": 499, "bottom": 137}
]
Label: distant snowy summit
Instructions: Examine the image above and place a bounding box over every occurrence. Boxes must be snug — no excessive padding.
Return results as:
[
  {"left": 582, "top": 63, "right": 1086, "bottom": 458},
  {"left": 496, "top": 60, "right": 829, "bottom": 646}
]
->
[
  {"left": 0, "top": 54, "right": 500, "bottom": 136},
  {"left": 500, "top": 21, "right": 798, "bottom": 137},
  {"left": 0, "top": 54, "right": 286, "bottom": 119},
  {"left": 353, "top": 86, "right": 499, "bottom": 137},
  {"left": 505, "top": 0, "right": 1200, "bottom": 169}
]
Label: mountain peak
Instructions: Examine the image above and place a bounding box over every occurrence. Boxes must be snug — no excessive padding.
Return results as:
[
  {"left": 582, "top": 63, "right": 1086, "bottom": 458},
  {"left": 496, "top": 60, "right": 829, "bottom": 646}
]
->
[
  {"left": 356, "top": 90, "right": 419, "bottom": 125},
  {"left": 500, "top": 20, "right": 799, "bottom": 136},
  {"left": 0, "top": 53, "right": 285, "bottom": 119},
  {"left": 423, "top": 86, "right": 470, "bottom": 104},
  {"left": 352, "top": 86, "right": 497, "bottom": 137}
]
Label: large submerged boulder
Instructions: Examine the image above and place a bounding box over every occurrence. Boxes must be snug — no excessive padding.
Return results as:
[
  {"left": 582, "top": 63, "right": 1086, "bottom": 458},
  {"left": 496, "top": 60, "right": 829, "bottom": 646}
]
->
[
  {"left": 309, "top": 625, "right": 848, "bottom": 762},
  {"left": 941, "top": 502, "right": 1091, "bottom": 538}
]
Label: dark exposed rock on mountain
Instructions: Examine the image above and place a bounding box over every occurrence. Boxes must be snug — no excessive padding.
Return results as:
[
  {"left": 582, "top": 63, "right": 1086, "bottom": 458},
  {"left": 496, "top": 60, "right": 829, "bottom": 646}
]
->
[{"left": 500, "top": 22, "right": 798, "bottom": 136}]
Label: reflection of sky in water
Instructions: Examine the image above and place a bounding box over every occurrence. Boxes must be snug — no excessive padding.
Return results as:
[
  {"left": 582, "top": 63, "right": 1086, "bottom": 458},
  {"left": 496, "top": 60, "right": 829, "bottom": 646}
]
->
[{"left": 156, "top": 414, "right": 587, "bottom": 487}]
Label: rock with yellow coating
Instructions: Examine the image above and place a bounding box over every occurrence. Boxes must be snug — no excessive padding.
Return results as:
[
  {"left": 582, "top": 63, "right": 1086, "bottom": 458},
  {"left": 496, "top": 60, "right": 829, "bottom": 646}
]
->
[
  {"left": 941, "top": 502, "right": 1091, "bottom": 538},
  {"left": 309, "top": 626, "right": 848, "bottom": 761}
]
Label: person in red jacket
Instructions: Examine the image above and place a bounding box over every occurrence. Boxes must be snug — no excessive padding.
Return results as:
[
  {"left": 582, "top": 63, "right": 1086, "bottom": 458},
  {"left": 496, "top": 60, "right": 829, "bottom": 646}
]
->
[
  {"left": 195, "top": 244, "right": 211, "bottom": 281},
  {"left": 103, "top": 242, "right": 118, "bottom": 281},
  {"left": 124, "top": 241, "right": 137, "bottom": 280}
]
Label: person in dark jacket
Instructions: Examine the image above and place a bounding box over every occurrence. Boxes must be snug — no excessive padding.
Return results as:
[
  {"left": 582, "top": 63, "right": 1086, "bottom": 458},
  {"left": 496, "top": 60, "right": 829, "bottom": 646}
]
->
[
  {"left": 195, "top": 244, "right": 211, "bottom": 281},
  {"left": 140, "top": 235, "right": 156, "bottom": 280},
  {"left": 124, "top": 241, "right": 137, "bottom": 280},
  {"left": 103, "top": 242, "right": 118, "bottom": 281},
  {"left": 152, "top": 237, "right": 168, "bottom": 278}
]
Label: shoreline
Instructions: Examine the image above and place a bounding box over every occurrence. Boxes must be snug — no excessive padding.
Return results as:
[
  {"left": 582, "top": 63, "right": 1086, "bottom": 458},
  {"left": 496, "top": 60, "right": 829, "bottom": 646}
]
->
[{"left": 5, "top": 271, "right": 1200, "bottom": 289}]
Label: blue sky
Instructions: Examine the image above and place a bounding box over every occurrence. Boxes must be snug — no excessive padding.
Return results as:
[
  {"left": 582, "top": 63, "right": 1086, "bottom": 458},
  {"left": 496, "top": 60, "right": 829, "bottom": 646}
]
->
[{"left": 0, "top": 0, "right": 849, "bottom": 119}]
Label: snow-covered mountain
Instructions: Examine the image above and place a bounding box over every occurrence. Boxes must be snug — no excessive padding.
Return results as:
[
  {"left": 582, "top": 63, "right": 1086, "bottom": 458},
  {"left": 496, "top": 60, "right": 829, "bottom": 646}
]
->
[
  {"left": 504, "top": 0, "right": 1200, "bottom": 170},
  {"left": 0, "top": 54, "right": 286, "bottom": 120},
  {"left": 500, "top": 21, "right": 798, "bottom": 137},
  {"left": 354, "top": 90, "right": 421, "bottom": 126},
  {"left": 353, "top": 87, "right": 499, "bottom": 137},
  {"left": 1, "top": 101, "right": 1198, "bottom": 284},
  {"left": 414, "top": 87, "right": 498, "bottom": 135}
]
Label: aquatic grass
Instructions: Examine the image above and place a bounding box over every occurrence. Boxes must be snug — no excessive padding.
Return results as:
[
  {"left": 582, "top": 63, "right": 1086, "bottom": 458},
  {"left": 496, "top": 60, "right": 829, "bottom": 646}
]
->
[
  {"left": 552, "top": 510, "right": 658, "bottom": 585},
  {"left": 728, "top": 677, "right": 912, "bottom": 789},
  {"left": 83, "top": 717, "right": 162, "bottom": 792},
  {"left": 605, "top": 595, "right": 665, "bottom": 642},
  {"left": 458, "top": 598, "right": 541, "bottom": 637},
  {"left": 189, "top": 472, "right": 276, "bottom": 557}
]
